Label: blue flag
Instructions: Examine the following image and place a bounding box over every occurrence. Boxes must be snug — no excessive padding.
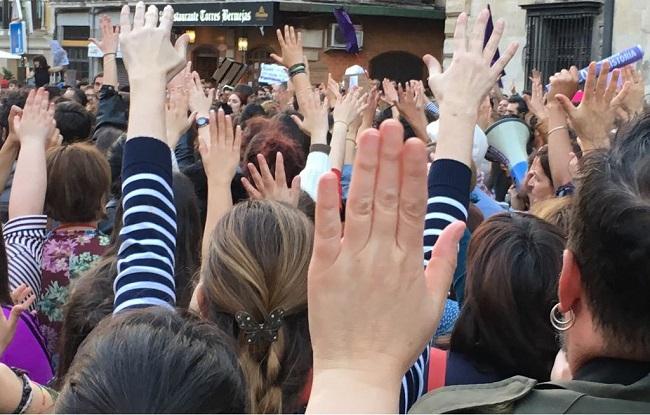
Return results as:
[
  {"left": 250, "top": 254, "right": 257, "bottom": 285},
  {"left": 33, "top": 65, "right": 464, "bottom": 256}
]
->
[
  {"left": 484, "top": 5, "right": 505, "bottom": 87},
  {"left": 333, "top": 8, "right": 359, "bottom": 54}
]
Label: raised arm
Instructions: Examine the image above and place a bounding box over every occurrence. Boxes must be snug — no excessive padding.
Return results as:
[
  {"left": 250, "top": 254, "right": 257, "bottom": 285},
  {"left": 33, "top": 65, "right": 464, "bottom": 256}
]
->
[
  {"left": 422, "top": 10, "right": 517, "bottom": 263},
  {"left": 113, "top": 2, "right": 188, "bottom": 313},
  {"left": 90, "top": 15, "right": 120, "bottom": 88},
  {"left": 331, "top": 89, "right": 368, "bottom": 171},
  {"left": 0, "top": 107, "right": 21, "bottom": 192},
  {"left": 271, "top": 26, "right": 312, "bottom": 111},
  {"left": 199, "top": 109, "right": 241, "bottom": 260}
]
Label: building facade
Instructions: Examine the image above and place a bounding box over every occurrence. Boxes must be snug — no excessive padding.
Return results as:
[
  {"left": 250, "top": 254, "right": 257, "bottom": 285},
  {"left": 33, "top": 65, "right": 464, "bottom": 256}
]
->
[
  {"left": 443, "top": 0, "right": 650, "bottom": 92},
  {"left": 49, "top": 0, "right": 446, "bottom": 85}
]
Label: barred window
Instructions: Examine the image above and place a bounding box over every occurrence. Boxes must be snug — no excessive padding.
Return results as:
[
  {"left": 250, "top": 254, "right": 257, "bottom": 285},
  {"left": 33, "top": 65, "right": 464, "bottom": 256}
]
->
[{"left": 521, "top": 2, "right": 602, "bottom": 91}]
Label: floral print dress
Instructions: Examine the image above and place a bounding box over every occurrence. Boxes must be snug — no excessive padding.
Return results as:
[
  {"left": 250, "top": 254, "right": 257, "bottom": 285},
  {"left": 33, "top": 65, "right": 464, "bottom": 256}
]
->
[{"left": 35, "top": 227, "right": 110, "bottom": 368}]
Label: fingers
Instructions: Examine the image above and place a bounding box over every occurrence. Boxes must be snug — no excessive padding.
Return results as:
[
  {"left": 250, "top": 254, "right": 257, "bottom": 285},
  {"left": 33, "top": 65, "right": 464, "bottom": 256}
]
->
[
  {"left": 144, "top": 5, "right": 158, "bottom": 28},
  {"left": 483, "top": 18, "right": 504, "bottom": 64},
  {"left": 452, "top": 12, "right": 468, "bottom": 53},
  {"left": 583, "top": 62, "right": 598, "bottom": 98},
  {"left": 174, "top": 34, "right": 189, "bottom": 62},
  {"left": 274, "top": 152, "right": 287, "bottom": 188},
  {"left": 241, "top": 177, "right": 263, "bottom": 200},
  {"left": 595, "top": 61, "right": 611, "bottom": 98},
  {"left": 312, "top": 172, "right": 342, "bottom": 267},
  {"left": 343, "top": 128, "right": 380, "bottom": 251},
  {"left": 277, "top": 28, "right": 287, "bottom": 49},
  {"left": 424, "top": 221, "right": 466, "bottom": 298},
  {"left": 120, "top": 4, "right": 131, "bottom": 34},
  {"left": 233, "top": 125, "right": 242, "bottom": 153},
  {"left": 396, "top": 138, "right": 428, "bottom": 252},
  {"left": 133, "top": 2, "right": 146, "bottom": 29},
  {"left": 257, "top": 153, "right": 276, "bottom": 189},
  {"left": 470, "top": 9, "right": 490, "bottom": 55},
  {"left": 290, "top": 175, "right": 302, "bottom": 206},
  {"left": 492, "top": 41, "right": 519, "bottom": 80},
  {"left": 604, "top": 69, "right": 620, "bottom": 102},
  {"left": 611, "top": 81, "right": 631, "bottom": 109},
  {"left": 370, "top": 120, "right": 404, "bottom": 241},
  {"left": 159, "top": 5, "right": 174, "bottom": 34}
]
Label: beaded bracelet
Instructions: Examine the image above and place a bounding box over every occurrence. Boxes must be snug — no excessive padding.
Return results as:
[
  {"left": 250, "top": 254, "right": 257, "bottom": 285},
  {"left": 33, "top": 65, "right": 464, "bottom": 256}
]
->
[{"left": 11, "top": 368, "right": 33, "bottom": 414}]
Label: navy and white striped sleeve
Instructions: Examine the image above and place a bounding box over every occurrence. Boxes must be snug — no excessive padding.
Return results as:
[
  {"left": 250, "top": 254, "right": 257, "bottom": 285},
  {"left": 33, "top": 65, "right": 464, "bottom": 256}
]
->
[
  {"left": 423, "top": 159, "right": 471, "bottom": 267},
  {"left": 3, "top": 215, "right": 48, "bottom": 298},
  {"left": 113, "top": 137, "right": 177, "bottom": 314}
]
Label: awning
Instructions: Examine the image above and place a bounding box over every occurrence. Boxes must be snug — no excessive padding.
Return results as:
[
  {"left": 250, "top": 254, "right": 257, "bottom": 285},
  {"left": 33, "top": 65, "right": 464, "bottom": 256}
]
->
[
  {"left": 0, "top": 50, "right": 22, "bottom": 59},
  {"left": 278, "top": 1, "right": 445, "bottom": 20}
]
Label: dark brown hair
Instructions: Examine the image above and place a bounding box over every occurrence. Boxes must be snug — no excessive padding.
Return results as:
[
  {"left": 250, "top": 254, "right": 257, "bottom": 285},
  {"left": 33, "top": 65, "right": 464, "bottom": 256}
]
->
[
  {"left": 567, "top": 114, "right": 650, "bottom": 358},
  {"left": 451, "top": 213, "right": 565, "bottom": 381},
  {"left": 45, "top": 143, "right": 110, "bottom": 223}
]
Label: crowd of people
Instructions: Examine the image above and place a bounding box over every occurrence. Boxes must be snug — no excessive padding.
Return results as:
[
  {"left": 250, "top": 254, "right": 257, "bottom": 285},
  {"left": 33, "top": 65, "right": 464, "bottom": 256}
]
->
[{"left": 0, "top": 3, "right": 648, "bottom": 413}]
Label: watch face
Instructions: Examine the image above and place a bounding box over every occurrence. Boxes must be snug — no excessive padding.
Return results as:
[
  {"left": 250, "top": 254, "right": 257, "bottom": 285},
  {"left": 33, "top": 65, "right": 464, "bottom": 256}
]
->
[{"left": 197, "top": 117, "right": 209, "bottom": 127}]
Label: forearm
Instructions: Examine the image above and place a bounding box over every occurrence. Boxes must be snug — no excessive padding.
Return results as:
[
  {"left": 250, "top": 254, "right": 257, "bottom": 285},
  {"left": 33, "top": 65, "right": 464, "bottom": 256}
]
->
[
  {"left": 307, "top": 368, "right": 401, "bottom": 413},
  {"left": 292, "top": 72, "right": 312, "bottom": 111},
  {"left": 102, "top": 54, "right": 118, "bottom": 87},
  {"left": 391, "top": 106, "right": 399, "bottom": 120},
  {"left": 329, "top": 122, "right": 348, "bottom": 171},
  {"left": 0, "top": 143, "right": 18, "bottom": 191},
  {"left": 0, "top": 364, "right": 54, "bottom": 413},
  {"left": 344, "top": 130, "right": 356, "bottom": 165},
  {"left": 546, "top": 104, "right": 574, "bottom": 188},
  {"left": 201, "top": 180, "right": 232, "bottom": 260},
  {"left": 127, "top": 78, "right": 167, "bottom": 141},
  {"left": 434, "top": 104, "right": 476, "bottom": 167},
  {"left": 9, "top": 141, "right": 46, "bottom": 219},
  {"left": 410, "top": 113, "right": 430, "bottom": 144}
]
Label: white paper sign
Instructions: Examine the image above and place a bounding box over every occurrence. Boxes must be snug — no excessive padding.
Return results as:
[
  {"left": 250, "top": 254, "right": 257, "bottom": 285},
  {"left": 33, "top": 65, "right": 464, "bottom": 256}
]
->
[
  {"left": 258, "top": 63, "right": 289, "bottom": 85},
  {"left": 88, "top": 43, "right": 123, "bottom": 58}
]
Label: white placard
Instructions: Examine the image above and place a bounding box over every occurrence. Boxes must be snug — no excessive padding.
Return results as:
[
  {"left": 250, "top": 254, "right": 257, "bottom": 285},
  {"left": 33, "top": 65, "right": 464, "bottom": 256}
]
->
[
  {"left": 258, "top": 63, "right": 289, "bottom": 85},
  {"left": 88, "top": 43, "right": 123, "bottom": 58}
]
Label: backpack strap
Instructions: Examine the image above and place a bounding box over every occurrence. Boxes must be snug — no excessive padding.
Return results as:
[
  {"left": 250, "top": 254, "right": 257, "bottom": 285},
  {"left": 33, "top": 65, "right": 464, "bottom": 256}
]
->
[{"left": 427, "top": 347, "right": 447, "bottom": 391}]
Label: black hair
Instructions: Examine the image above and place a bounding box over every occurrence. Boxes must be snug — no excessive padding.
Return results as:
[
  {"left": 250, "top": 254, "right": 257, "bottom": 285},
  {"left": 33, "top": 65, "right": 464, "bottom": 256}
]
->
[
  {"left": 93, "top": 126, "right": 125, "bottom": 155},
  {"left": 239, "top": 103, "right": 267, "bottom": 129},
  {"left": 567, "top": 112, "right": 650, "bottom": 358},
  {"left": 54, "top": 101, "right": 95, "bottom": 144},
  {"left": 56, "top": 307, "right": 248, "bottom": 413},
  {"left": 0, "top": 226, "right": 11, "bottom": 305},
  {"left": 508, "top": 94, "right": 528, "bottom": 116},
  {"left": 64, "top": 87, "right": 88, "bottom": 107},
  {"left": 451, "top": 212, "right": 565, "bottom": 381}
]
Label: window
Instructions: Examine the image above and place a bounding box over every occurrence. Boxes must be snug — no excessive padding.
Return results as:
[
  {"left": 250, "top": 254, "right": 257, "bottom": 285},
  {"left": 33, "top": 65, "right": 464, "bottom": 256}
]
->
[
  {"left": 521, "top": 1, "right": 602, "bottom": 90},
  {"left": 64, "top": 47, "right": 89, "bottom": 82}
]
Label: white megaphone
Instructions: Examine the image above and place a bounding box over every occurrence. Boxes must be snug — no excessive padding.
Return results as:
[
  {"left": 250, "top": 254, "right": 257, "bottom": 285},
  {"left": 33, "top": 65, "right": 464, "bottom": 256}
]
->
[
  {"left": 426, "top": 121, "right": 489, "bottom": 175},
  {"left": 484, "top": 117, "right": 530, "bottom": 190}
]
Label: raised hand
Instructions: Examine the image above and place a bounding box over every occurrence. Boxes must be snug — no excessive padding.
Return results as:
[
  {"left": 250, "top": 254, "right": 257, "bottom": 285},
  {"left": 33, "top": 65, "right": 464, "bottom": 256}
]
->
[
  {"left": 424, "top": 10, "right": 518, "bottom": 111},
  {"left": 168, "top": 61, "right": 192, "bottom": 91},
  {"left": 619, "top": 65, "right": 645, "bottom": 120},
  {"left": 290, "top": 89, "right": 328, "bottom": 142},
  {"left": 1, "top": 285, "right": 36, "bottom": 355},
  {"left": 13, "top": 88, "right": 56, "bottom": 147},
  {"left": 166, "top": 87, "right": 196, "bottom": 149},
  {"left": 306, "top": 120, "right": 466, "bottom": 413},
  {"left": 326, "top": 73, "right": 342, "bottom": 108},
  {"left": 332, "top": 88, "right": 369, "bottom": 127},
  {"left": 242, "top": 153, "right": 301, "bottom": 207},
  {"left": 547, "top": 66, "right": 579, "bottom": 106},
  {"left": 89, "top": 15, "right": 119, "bottom": 55},
  {"left": 381, "top": 78, "right": 399, "bottom": 105},
  {"left": 524, "top": 69, "right": 549, "bottom": 133},
  {"left": 198, "top": 109, "right": 241, "bottom": 185},
  {"left": 270, "top": 25, "right": 304, "bottom": 68},
  {"left": 119, "top": 3, "right": 189, "bottom": 83},
  {"left": 188, "top": 71, "right": 215, "bottom": 117},
  {"left": 4, "top": 105, "right": 23, "bottom": 149},
  {"left": 555, "top": 61, "right": 630, "bottom": 151},
  {"left": 359, "top": 86, "right": 380, "bottom": 131}
]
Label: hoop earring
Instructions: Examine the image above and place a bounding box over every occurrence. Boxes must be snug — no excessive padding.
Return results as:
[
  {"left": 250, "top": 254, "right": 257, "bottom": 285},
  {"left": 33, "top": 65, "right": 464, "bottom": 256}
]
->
[{"left": 550, "top": 303, "right": 575, "bottom": 331}]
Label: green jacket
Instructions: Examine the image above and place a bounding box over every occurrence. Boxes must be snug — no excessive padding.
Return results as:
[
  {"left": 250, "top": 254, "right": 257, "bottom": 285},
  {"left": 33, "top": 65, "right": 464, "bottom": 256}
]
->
[{"left": 410, "top": 359, "right": 650, "bottom": 413}]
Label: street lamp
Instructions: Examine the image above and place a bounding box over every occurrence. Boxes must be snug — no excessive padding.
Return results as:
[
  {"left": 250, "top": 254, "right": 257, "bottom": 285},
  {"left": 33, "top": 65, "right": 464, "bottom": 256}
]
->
[{"left": 237, "top": 37, "right": 248, "bottom": 52}]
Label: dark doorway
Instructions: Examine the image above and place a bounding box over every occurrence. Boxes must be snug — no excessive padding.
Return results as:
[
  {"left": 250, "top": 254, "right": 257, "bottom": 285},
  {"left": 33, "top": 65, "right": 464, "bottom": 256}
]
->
[
  {"left": 192, "top": 44, "right": 220, "bottom": 80},
  {"left": 369, "top": 51, "right": 425, "bottom": 84}
]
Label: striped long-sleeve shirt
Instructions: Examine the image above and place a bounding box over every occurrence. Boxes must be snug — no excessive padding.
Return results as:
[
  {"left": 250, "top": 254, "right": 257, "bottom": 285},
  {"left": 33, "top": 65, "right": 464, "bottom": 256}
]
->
[
  {"left": 113, "top": 137, "right": 177, "bottom": 314},
  {"left": 3, "top": 215, "right": 48, "bottom": 301},
  {"left": 399, "top": 158, "right": 471, "bottom": 412}
]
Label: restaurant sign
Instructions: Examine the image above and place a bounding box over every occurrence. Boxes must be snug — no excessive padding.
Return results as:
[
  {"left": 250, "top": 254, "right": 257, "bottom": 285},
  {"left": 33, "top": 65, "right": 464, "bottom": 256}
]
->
[{"left": 171, "top": 2, "right": 274, "bottom": 26}]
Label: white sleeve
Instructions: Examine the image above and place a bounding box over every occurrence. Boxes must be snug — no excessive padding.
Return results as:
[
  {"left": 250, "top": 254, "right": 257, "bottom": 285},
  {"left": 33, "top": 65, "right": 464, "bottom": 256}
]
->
[{"left": 299, "top": 151, "right": 331, "bottom": 201}]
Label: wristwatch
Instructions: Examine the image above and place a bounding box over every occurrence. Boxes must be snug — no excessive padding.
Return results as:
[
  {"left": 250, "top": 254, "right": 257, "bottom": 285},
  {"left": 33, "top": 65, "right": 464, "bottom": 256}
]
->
[{"left": 196, "top": 116, "right": 209, "bottom": 128}]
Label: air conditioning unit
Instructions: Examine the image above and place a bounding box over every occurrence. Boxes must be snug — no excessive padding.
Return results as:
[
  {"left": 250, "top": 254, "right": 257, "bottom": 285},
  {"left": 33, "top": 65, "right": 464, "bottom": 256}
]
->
[{"left": 327, "top": 23, "right": 363, "bottom": 50}]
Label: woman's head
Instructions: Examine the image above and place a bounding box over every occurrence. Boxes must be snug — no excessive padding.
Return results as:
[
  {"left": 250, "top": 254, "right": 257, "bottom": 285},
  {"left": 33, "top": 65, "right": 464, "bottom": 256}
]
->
[
  {"left": 526, "top": 145, "right": 555, "bottom": 206},
  {"left": 56, "top": 308, "right": 248, "bottom": 413},
  {"left": 228, "top": 92, "right": 246, "bottom": 115},
  {"left": 242, "top": 127, "right": 306, "bottom": 187},
  {"left": 33, "top": 55, "right": 49, "bottom": 70},
  {"left": 451, "top": 213, "right": 566, "bottom": 381},
  {"left": 195, "top": 200, "right": 313, "bottom": 413},
  {"left": 45, "top": 143, "right": 111, "bottom": 223}
]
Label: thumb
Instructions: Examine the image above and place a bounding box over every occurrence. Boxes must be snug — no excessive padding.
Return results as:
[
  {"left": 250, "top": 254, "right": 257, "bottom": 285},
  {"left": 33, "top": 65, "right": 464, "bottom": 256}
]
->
[
  {"left": 174, "top": 34, "right": 189, "bottom": 58},
  {"left": 270, "top": 53, "right": 283, "bottom": 66},
  {"left": 424, "top": 221, "right": 466, "bottom": 298},
  {"left": 89, "top": 38, "right": 99, "bottom": 46},
  {"left": 422, "top": 54, "right": 442, "bottom": 78},
  {"left": 555, "top": 94, "right": 577, "bottom": 116}
]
